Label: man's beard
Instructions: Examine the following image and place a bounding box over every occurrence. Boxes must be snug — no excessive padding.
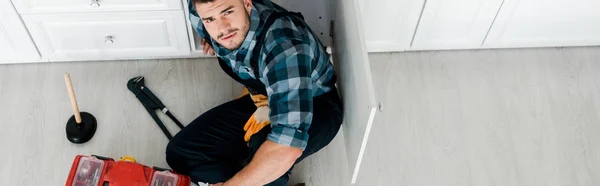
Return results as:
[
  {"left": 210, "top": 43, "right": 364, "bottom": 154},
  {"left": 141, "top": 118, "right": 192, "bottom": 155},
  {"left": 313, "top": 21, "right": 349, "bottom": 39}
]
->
[{"left": 220, "top": 14, "right": 251, "bottom": 51}]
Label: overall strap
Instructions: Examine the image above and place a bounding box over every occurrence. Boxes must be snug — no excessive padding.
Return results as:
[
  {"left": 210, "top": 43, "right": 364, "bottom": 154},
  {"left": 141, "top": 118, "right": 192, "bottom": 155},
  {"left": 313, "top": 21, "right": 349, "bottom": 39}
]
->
[
  {"left": 249, "top": 11, "right": 317, "bottom": 79},
  {"left": 217, "top": 57, "right": 268, "bottom": 95},
  {"left": 218, "top": 11, "right": 327, "bottom": 96}
]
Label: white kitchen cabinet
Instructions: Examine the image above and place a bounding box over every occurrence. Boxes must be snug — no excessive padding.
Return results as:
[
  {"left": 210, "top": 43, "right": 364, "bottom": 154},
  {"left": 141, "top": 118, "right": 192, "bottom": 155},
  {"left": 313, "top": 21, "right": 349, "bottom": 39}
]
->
[
  {"left": 411, "top": 0, "right": 503, "bottom": 50},
  {"left": 11, "top": 0, "right": 182, "bottom": 14},
  {"left": 22, "top": 11, "right": 191, "bottom": 62},
  {"left": 0, "top": 0, "right": 40, "bottom": 63},
  {"left": 331, "top": 0, "right": 378, "bottom": 184},
  {"left": 484, "top": 0, "right": 600, "bottom": 48},
  {"left": 357, "top": 0, "right": 424, "bottom": 52}
]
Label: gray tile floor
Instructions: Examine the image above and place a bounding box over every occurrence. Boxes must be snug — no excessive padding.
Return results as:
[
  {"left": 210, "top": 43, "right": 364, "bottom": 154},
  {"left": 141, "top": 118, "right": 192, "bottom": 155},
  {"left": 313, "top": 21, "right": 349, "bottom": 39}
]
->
[
  {"left": 358, "top": 47, "right": 600, "bottom": 186},
  {"left": 4, "top": 46, "right": 600, "bottom": 186},
  {"left": 0, "top": 58, "right": 348, "bottom": 186}
]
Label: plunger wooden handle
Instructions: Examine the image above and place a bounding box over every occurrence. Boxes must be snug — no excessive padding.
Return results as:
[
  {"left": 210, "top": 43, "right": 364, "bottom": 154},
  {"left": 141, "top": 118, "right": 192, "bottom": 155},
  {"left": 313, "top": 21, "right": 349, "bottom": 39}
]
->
[{"left": 64, "top": 73, "right": 82, "bottom": 124}]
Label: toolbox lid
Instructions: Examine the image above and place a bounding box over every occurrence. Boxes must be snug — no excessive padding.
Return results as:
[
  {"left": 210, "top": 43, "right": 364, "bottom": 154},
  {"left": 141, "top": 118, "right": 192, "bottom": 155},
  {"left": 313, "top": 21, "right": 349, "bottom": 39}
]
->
[
  {"left": 151, "top": 171, "right": 179, "bottom": 186},
  {"left": 71, "top": 156, "right": 105, "bottom": 186}
]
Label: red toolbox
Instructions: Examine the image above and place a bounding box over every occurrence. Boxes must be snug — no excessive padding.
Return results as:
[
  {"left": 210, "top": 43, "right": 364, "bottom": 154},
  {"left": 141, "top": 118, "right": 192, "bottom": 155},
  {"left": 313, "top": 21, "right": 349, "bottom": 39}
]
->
[{"left": 65, "top": 155, "right": 193, "bottom": 186}]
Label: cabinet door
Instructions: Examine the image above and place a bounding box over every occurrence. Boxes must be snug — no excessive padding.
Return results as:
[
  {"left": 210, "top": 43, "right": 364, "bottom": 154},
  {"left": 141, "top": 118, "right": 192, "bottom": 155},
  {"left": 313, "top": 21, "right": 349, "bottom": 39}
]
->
[
  {"left": 358, "top": 0, "right": 424, "bottom": 52},
  {"left": 331, "top": 0, "right": 378, "bottom": 183},
  {"left": 484, "top": 0, "right": 600, "bottom": 48},
  {"left": 411, "top": 0, "right": 503, "bottom": 50},
  {"left": 0, "top": 0, "right": 40, "bottom": 63}
]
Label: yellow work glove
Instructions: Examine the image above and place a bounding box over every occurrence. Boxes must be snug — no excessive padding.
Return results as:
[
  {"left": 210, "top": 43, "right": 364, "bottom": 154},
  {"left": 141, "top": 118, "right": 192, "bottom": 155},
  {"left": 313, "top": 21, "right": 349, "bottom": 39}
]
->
[
  {"left": 235, "top": 86, "right": 250, "bottom": 99},
  {"left": 243, "top": 93, "right": 270, "bottom": 141}
]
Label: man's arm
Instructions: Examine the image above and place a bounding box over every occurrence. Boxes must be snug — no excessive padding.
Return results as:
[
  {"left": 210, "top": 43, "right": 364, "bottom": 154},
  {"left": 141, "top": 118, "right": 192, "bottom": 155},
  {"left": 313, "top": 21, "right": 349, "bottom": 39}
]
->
[
  {"left": 224, "top": 141, "right": 302, "bottom": 185},
  {"left": 225, "top": 19, "right": 316, "bottom": 185}
]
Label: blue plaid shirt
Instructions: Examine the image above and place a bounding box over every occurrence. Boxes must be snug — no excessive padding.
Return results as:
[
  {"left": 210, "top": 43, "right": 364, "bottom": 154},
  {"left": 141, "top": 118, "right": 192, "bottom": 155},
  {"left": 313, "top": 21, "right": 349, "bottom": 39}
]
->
[{"left": 188, "top": 0, "right": 336, "bottom": 150}]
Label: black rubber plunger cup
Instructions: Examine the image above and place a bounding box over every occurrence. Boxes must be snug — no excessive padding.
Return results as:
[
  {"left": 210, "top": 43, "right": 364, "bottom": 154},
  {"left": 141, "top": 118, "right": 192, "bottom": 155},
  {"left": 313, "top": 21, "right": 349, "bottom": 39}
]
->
[
  {"left": 64, "top": 73, "right": 97, "bottom": 144},
  {"left": 66, "top": 112, "right": 97, "bottom": 143}
]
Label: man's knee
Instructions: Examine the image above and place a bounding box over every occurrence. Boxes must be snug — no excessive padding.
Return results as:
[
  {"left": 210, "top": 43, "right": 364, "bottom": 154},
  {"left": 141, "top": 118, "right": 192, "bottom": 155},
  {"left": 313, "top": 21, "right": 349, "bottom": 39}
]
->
[
  {"left": 165, "top": 134, "right": 188, "bottom": 173},
  {"left": 166, "top": 131, "right": 183, "bottom": 155}
]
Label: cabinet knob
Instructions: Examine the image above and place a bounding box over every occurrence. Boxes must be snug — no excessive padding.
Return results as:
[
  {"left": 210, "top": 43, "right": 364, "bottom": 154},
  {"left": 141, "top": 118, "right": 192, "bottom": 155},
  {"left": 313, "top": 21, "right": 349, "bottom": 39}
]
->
[
  {"left": 105, "top": 36, "right": 114, "bottom": 44},
  {"left": 90, "top": 0, "right": 100, "bottom": 7}
]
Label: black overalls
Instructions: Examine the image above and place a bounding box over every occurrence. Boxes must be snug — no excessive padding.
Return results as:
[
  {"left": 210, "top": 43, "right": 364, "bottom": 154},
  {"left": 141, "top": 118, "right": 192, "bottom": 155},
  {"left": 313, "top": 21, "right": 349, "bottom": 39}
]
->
[{"left": 165, "top": 12, "right": 343, "bottom": 186}]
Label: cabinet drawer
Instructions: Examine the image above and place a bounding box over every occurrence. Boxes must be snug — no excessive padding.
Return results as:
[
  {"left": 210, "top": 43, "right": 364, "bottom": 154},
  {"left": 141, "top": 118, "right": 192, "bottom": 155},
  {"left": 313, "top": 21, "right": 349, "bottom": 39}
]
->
[
  {"left": 12, "top": 0, "right": 182, "bottom": 14},
  {"left": 22, "top": 11, "right": 191, "bottom": 61}
]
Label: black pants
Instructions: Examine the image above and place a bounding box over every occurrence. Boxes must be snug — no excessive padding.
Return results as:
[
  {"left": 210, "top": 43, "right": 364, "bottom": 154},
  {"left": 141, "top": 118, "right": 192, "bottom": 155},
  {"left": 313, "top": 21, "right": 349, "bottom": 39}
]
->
[{"left": 165, "top": 88, "right": 343, "bottom": 185}]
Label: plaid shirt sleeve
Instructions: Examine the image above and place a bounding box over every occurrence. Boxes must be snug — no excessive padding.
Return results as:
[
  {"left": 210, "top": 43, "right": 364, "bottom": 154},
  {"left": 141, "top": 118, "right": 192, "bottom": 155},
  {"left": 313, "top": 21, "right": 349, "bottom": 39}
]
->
[
  {"left": 260, "top": 17, "right": 316, "bottom": 150},
  {"left": 187, "top": 1, "right": 209, "bottom": 40}
]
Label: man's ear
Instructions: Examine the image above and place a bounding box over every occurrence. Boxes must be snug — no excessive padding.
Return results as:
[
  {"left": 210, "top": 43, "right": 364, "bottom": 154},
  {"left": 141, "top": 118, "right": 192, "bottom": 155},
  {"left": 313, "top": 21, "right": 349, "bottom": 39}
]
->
[{"left": 243, "top": 0, "right": 252, "bottom": 14}]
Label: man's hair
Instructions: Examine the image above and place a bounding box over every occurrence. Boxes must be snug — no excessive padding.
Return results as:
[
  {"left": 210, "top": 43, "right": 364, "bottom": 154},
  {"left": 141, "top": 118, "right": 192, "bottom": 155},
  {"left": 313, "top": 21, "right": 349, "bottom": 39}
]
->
[{"left": 192, "top": 0, "right": 215, "bottom": 3}]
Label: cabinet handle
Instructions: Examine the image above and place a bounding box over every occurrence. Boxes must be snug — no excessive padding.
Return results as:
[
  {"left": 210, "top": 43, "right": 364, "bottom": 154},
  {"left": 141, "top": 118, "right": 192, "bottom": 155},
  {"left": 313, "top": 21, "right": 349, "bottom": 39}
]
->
[
  {"left": 90, "top": 0, "right": 100, "bottom": 7},
  {"left": 105, "top": 36, "right": 114, "bottom": 44}
]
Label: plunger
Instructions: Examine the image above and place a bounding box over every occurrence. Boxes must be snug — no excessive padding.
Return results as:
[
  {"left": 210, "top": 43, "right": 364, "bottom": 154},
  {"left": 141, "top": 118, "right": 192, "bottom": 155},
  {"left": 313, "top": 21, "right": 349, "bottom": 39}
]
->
[{"left": 64, "top": 73, "right": 97, "bottom": 144}]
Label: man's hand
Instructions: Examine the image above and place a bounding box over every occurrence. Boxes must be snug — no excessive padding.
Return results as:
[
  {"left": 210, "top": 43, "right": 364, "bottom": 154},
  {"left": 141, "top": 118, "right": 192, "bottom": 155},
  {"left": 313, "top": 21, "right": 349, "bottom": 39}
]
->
[
  {"left": 201, "top": 38, "right": 215, "bottom": 56},
  {"left": 252, "top": 106, "right": 270, "bottom": 124},
  {"left": 243, "top": 106, "right": 270, "bottom": 141},
  {"left": 243, "top": 93, "right": 270, "bottom": 141},
  {"left": 210, "top": 183, "right": 224, "bottom": 186}
]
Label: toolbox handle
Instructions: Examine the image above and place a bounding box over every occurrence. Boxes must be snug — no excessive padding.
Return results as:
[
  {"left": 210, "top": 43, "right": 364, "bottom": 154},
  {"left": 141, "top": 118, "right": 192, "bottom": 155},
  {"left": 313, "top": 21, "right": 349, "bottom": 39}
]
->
[
  {"left": 152, "top": 166, "right": 173, "bottom": 172},
  {"left": 92, "top": 155, "right": 113, "bottom": 161}
]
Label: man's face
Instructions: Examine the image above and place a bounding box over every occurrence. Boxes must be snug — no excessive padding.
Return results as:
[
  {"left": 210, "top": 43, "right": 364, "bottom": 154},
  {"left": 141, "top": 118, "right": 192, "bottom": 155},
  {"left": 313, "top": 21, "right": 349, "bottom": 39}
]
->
[{"left": 196, "top": 0, "right": 252, "bottom": 51}]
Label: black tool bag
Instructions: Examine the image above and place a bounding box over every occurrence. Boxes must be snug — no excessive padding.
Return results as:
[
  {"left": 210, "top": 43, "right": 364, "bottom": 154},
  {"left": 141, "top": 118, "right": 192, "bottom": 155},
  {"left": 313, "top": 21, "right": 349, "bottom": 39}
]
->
[{"left": 127, "top": 76, "right": 184, "bottom": 140}]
